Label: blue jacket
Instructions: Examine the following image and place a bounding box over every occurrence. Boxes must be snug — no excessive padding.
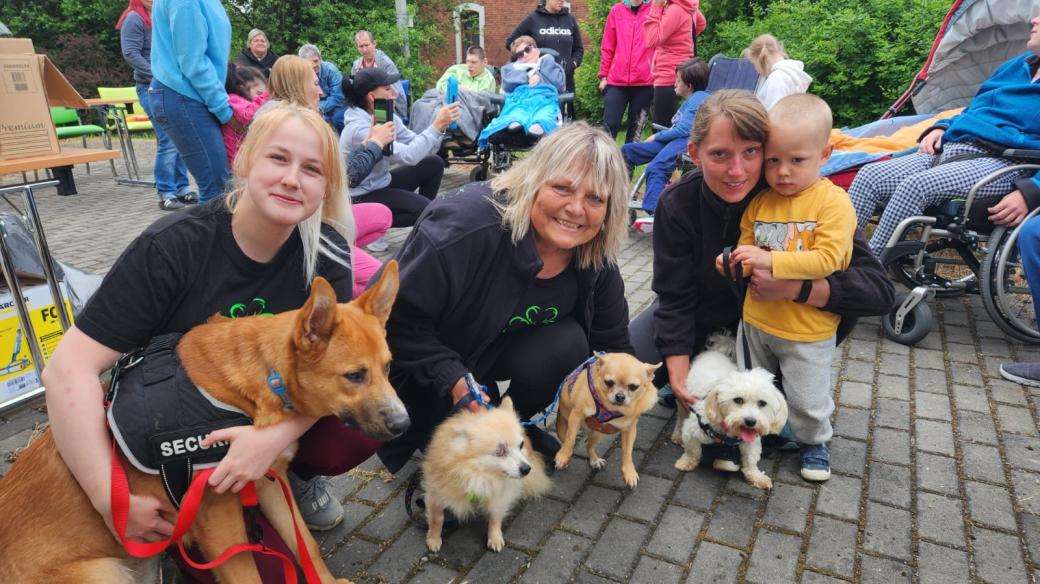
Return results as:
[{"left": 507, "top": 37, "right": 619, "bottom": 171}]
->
[
  {"left": 654, "top": 90, "right": 709, "bottom": 143},
  {"left": 317, "top": 60, "right": 344, "bottom": 118},
  {"left": 933, "top": 53, "right": 1040, "bottom": 204},
  {"left": 151, "top": 0, "right": 232, "bottom": 123}
]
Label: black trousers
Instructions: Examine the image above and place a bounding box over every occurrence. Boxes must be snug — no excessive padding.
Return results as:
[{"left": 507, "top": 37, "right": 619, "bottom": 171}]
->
[
  {"left": 353, "top": 154, "right": 444, "bottom": 228},
  {"left": 602, "top": 85, "right": 654, "bottom": 144},
  {"left": 378, "top": 316, "right": 589, "bottom": 471},
  {"left": 652, "top": 85, "right": 680, "bottom": 128}
]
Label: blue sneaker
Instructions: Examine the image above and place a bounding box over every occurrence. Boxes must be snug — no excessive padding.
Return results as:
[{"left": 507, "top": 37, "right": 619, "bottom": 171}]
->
[
  {"left": 710, "top": 444, "right": 740, "bottom": 473},
  {"left": 800, "top": 443, "right": 831, "bottom": 482},
  {"left": 657, "top": 383, "right": 676, "bottom": 408}
]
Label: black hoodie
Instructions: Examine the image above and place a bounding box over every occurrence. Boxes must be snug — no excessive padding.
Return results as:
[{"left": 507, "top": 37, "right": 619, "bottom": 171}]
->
[
  {"left": 652, "top": 170, "right": 895, "bottom": 357},
  {"left": 234, "top": 47, "right": 279, "bottom": 78},
  {"left": 506, "top": 4, "right": 584, "bottom": 74}
]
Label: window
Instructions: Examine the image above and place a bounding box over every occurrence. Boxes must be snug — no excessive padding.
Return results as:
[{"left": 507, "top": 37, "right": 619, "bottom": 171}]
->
[{"left": 453, "top": 3, "right": 485, "bottom": 63}]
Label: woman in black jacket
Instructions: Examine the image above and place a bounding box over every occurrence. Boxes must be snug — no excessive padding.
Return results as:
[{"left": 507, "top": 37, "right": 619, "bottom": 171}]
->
[
  {"left": 378, "top": 122, "right": 632, "bottom": 471},
  {"left": 506, "top": 0, "right": 584, "bottom": 93},
  {"left": 629, "top": 89, "right": 894, "bottom": 412}
]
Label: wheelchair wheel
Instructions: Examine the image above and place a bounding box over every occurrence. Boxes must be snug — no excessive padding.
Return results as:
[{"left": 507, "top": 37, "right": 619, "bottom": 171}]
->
[
  {"left": 885, "top": 224, "right": 972, "bottom": 298},
  {"left": 469, "top": 166, "right": 489, "bottom": 182},
  {"left": 883, "top": 292, "right": 933, "bottom": 346},
  {"left": 980, "top": 225, "right": 1040, "bottom": 344}
]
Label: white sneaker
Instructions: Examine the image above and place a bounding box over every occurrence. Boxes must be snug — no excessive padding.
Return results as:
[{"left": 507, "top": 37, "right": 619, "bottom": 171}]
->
[
  {"left": 508, "top": 121, "right": 522, "bottom": 131},
  {"left": 528, "top": 123, "right": 545, "bottom": 136},
  {"left": 366, "top": 236, "right": 390, "bottom": 253}
]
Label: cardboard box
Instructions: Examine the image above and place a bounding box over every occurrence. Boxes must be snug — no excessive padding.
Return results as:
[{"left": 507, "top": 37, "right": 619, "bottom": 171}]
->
[
  {"left": 0, "top": 38, "right": 87, "bottom": 162},
  {"left": 0, "top": 283, "right": 74, "bottom": 405}
]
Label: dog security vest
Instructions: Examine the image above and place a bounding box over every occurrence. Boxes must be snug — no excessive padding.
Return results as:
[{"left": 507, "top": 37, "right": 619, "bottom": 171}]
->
[{"left": 106, "top": 333, "right": 252, "bottom": 507}]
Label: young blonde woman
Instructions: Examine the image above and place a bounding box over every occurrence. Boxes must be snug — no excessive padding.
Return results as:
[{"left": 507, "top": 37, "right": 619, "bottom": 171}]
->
[
  {"left": 743, "top": 34, "right": 812, "bottom": 110},
  {"left": 42, "top": 103, "right": 372, "bottom": 583}
]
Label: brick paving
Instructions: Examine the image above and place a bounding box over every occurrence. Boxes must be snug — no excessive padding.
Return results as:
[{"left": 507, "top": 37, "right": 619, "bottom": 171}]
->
[{"left": 1, "top": 138, "right": 1039, "bottom": 583}]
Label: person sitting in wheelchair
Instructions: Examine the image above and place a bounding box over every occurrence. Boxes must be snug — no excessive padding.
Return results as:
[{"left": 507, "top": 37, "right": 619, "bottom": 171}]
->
[
  {"left": 621, "top": 57, "right": 709, "bottom": 214},
  {"left": 849, "top": 14, "right": 1040, "bottom": 259},
  {"left": 478, "top": 36, "right": 566, "bottom": 148}
]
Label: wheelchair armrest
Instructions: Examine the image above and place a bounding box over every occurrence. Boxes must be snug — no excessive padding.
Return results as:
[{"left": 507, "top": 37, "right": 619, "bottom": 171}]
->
[
  {"left": 558, "top": 92, "right": 575, "bottom": 103},
  {"left": 651, "top": 123, "right": 668, "bottom": 132},
  {"left": 1004, "top": 148, "right": 1040, "bottom": 162},
  {"left": 488, "top": 94, "right": 507, "bottom": 106}
]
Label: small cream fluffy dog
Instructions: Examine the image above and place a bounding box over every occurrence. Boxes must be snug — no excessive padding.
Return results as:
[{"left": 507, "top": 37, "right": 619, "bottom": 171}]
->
[
  {"left": 673, "top": 331, "right": 788, "bottom": 489},
  {"left": 422, "top": 397, "right": 550, "bottom": 553}
]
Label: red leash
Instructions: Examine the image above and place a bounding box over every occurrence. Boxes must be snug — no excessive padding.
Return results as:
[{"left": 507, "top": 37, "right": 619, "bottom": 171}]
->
[{"left": 110, "top": 442, "right": 322, "bottom": 583}]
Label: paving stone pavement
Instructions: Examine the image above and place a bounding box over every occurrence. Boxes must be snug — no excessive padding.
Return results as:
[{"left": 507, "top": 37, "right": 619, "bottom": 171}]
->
[{"left": 1, "top": 138, "right": 1039, "bottom": 583}]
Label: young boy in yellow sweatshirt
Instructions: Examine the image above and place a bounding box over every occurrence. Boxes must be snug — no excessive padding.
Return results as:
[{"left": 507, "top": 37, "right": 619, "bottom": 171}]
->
[{"left": 718, "top": 93, "right": 856, "bottom": 482}]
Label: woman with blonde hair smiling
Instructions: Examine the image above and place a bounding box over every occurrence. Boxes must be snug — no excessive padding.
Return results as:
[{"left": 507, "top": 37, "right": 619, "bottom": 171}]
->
[
  {"left": 41, "top": 103, "right": 379, "bottom": 583},
  {"left": 377, "top": 121, "right": 634, "bottom": 471}
]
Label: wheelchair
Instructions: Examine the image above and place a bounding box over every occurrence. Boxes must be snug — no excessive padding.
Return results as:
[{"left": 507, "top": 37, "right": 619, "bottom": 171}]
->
[
  {"left": 877, "top": 149, "right": 1040, "bottom": 345},
  {"left": 468, "top": 91, "right": 575, "bottom": 182}
]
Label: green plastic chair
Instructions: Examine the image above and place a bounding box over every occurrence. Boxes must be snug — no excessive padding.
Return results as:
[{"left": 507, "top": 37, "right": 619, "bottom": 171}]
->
[
  {"left": 97, "top": 86, "right": 154, "bottom": 132},
  {"left": 50, "top": 107, "right": 109, "bottom": 174}
]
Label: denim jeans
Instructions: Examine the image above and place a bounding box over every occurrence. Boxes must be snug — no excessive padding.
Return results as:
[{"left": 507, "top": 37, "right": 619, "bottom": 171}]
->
[
  {"left": 147, "top": 79, "right": 229, "bottom": 203},
  {"left": 135, "top": 83, "right": 189, "bottom": 201},
  {"left": 1018, "top": 216, "right": 1040, "bottom": 310},
  {"left": 622, "top": 137, "right": 688, "bottom": 214}
]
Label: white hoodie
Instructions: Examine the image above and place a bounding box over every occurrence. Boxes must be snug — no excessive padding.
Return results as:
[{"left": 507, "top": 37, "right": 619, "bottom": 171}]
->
[{"left": 756, "top": 59, "right": 813, "bottom": 110}]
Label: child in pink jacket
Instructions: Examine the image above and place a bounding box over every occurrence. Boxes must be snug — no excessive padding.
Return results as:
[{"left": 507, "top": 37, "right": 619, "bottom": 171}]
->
[
  {"left": 223, "top": 65, "right": 270, "bottom": 165},
  {"left": 644, "top": 0, "right": 706, "bottom": 125}
]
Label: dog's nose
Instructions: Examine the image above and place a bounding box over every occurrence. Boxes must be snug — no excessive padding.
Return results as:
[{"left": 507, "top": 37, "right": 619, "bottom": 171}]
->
[
  {"left": 612, "top": 393, "right": 626, "bottom": 405},
  {"left": 743, "top": 417, "right": 757, "bottom": 428},
  {"left": 519, "top": 463, "right": 531, "bottom": 476},
  {"left": 384, "top": 410, "right": 411, "bottom": 437}
]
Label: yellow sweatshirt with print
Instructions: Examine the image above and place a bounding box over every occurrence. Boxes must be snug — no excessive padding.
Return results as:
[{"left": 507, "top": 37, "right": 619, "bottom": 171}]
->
[{"left": 739, "top": 178, "right": 856, "bottom": 342}]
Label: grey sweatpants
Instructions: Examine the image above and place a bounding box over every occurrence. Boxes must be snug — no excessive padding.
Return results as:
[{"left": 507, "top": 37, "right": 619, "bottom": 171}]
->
[{"left": 737, "top": 323, "right": 835, "bottom": 445}]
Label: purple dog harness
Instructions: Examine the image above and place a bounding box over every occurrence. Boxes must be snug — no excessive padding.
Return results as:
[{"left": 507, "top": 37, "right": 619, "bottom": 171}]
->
[{"left": 563, "top": 353, "right": 624, "bottom": 435}]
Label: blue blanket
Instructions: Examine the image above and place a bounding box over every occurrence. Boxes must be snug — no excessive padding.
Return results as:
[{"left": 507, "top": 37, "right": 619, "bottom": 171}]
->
[{"left": 479, "top": 85, "right": 561, "bottom": 149}]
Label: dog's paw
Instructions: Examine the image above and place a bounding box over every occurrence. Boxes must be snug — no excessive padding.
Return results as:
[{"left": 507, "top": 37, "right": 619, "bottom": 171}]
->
[
  {"left": 674, "top": 454, "right": 698, "bottom": 471},
  {"left": 744, "top": 470, "right": 773, "bottom": 490},
  {"left": 622, "top": 466, "right": 640, "bottom": 488},
  {"left": 334, "top": 579, "right": 354, "bottom": 584},
  {"left": 554, "top": 451, "right": 572, "bottom": 469},
  {"left": 588, "top": 455, "right": 607, "bottom": 470},
  {"left": 670, "top": 429, "right": 683, "bottom": 445},
  {"left": 426, "top": 535, "right": 443, "bottom": 553},
  {"left": 487, "top": 532, "right": 505, "bottom": 552}
]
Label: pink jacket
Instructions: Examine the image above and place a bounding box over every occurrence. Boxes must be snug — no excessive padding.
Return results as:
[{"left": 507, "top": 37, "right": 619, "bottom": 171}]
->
[
  {"left": 599, "top": 2, "right": 654, "bottom": 87},
  {"left": 644, "top": 0, "right": 706, "bottom": 86},
  {"left": 223, "top": 90, "right": 270, "bottom": 165}
]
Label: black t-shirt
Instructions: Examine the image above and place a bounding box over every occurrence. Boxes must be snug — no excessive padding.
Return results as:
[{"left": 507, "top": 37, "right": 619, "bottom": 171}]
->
[
  {"left": 500, "top": 265, "right": 578, "bottom": 334},
  {"left": 76, "top": 201, "right": 353, "bottom": 353}
]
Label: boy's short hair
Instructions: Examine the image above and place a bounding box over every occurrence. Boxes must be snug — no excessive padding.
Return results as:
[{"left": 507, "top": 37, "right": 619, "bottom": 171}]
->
[
  {"left": 770, "top": 93, "right": 832, "bottom": 148},
  {"left": 510, "top": 36, "right": 537, "bottom": 52},
  {"left": 676, "top": 57, "right": 709, "bottom": 92},
  {"left": 467, "top": 46, "right": 487, "bottom": 60}
]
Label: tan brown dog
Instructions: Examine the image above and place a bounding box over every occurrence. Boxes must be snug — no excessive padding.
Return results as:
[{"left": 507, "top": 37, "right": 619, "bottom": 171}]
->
[
  {"left": 554, "top": 353, "right": 660, "bottom": 488},
  {"left": 0, "top": 262, "right": 406, "bottom": 584}
]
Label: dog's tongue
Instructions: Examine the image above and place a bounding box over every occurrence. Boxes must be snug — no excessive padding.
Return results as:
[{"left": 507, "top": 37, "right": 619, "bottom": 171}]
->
[{"left": 740, "top": 427, "right": 758, "bottom": 443}]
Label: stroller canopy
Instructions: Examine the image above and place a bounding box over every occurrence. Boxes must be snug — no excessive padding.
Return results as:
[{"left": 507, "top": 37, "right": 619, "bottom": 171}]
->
[{"left": 908, "top": 0, "right": 1039, "bottom": 115}]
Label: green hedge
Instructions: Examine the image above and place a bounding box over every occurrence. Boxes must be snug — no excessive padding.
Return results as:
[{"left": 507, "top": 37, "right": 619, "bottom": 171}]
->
[{"left": 577, "top": 0, "right": 949, "bottom": 126}]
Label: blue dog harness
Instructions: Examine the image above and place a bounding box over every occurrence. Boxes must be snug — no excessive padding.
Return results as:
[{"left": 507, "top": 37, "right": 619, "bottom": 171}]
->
[{"left": 105, "top": 333, "right": 252, "bottom": 507}]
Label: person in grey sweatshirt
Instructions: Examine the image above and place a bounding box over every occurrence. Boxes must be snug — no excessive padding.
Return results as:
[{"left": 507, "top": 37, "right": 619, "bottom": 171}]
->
[{"left": 339, "top": 68, "right": 459, "bottom": 228}]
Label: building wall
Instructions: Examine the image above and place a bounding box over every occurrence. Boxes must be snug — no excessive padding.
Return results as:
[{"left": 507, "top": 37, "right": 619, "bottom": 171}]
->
[{"left": 427, "top": 0, "right": 590, "bottom": 75}]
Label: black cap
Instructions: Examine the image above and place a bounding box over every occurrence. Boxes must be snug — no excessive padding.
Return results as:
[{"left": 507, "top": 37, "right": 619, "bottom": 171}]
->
[{"left": 351, "top": 68, "right": 401, "bottom": 97}]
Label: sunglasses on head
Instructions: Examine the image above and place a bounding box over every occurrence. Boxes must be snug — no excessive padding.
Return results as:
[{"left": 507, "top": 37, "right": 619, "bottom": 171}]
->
[{"left": 514, "top": 46, "right": 534, "bottom": 59}]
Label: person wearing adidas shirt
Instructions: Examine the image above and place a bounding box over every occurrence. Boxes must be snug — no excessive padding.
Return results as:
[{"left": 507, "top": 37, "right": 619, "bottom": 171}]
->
[{"left": 506, "top": 0, "right": 584, "bottom": 93}]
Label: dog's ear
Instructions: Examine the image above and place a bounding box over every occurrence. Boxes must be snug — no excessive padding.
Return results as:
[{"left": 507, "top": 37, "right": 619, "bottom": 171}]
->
[
  {"left": 645, "top": 362, "right": 662, "bottom": 377},
  {"left": 770, "top": 387, "right": 789, "bottom": 434},
  {"left": 355, "top": 260, "right": 400, "bottom": 326},
  {"left": 703, "top": 389, "right": 722, "bottom": 425},
  {"left": 449, "top": 427, "right": 471, "bottom": 452},
  {"left": 295, "top": 277, "right": 339, "bottom": 358},
  {"left": 500, "top": 396, "right": 515, "bottom": 412}
]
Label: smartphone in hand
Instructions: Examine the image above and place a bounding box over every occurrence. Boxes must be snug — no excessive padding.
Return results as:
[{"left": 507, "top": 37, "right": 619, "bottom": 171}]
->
[{"left": 373, "top": 98, "right": 394, "bottom": 156}]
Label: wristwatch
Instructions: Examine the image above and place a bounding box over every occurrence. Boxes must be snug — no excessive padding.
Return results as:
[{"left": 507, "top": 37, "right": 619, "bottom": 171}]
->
[{"left": 794, "top": 280, "right": 813, "bottom": 304}]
